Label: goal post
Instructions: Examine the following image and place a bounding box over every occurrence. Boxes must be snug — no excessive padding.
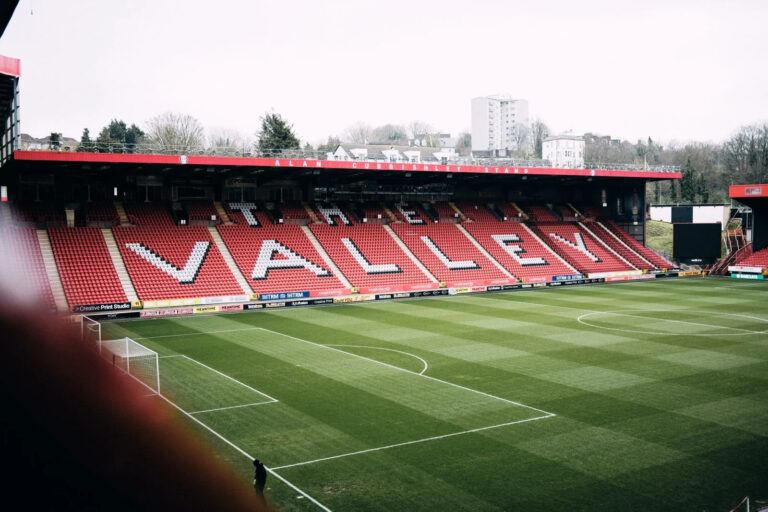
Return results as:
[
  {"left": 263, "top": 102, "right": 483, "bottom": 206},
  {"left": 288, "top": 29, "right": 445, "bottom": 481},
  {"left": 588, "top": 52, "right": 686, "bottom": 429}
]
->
[
  {"left": 100, "top": 337, "right": 161, "bottom": 395},
  {"left": 81, "top": 315, "right": 102, "bottom": 348}
]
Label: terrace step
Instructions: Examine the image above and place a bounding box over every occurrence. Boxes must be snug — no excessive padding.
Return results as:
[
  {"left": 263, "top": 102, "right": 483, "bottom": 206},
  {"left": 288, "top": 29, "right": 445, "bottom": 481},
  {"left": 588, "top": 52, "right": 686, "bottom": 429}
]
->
[
  {"left": 520, "top": 223, "right": 578, "bottom": 273},
  {"left": 455, "top": 224, "right": 515, "bottom": 280},
  {"left": 595, "top": 220, "right": 654, "bottom": 268},
  {"left": 36, "top": 229, "right": 70, "bottom": 312},
  {"left": 114, "top": 201, "right": 130, "bottom": 226},
  {"left": 511, "top": 202, "right": 529, "bottom": 220},
  {"left": 101, "top": 228, "right": 139, "bottom": 303},
  {"left": 449, "top": 202, "right": 467, "bottom": 222},
  {"left": 301, "top": 225, "right": 353, "bottom": 289},
  {"left": 303, "top": 202, "right": 321, "bottom": 224},
  {"left": 213, "top": 201, "right": 232, "bottom": 224},
  {"left": 382, "top": 204, "right": 399, "bottom": 223},
  {"left": 578, "top": 221, "right": 638, "bottom": 270},
  {"left": 208, "top": 226, "right": 254, "bottom": 296},
  {"left": 382, "top": 225, "right": 439, "bottom": 283}
]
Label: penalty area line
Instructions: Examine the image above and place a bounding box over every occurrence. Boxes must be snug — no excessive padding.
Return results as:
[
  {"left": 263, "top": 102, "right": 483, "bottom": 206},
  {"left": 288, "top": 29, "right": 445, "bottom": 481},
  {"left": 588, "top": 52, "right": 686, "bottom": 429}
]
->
[
  {"left": 272, "top": 413, "right": 555, "bottom": 471},
  {"left": 188, "top": 400, "right": 277, "bottom": 415},
  {"left": 158, "top": 393, "right": 333, "bottom": 512}
]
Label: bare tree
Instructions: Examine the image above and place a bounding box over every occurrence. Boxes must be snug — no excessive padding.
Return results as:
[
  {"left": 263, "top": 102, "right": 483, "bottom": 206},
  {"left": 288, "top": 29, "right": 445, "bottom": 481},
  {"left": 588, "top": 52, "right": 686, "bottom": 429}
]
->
[
  {"left": 146, "top": 112, "right": 205, "bottom": 153},
  {"left": 407, "top": 121, "right": 432, "bottom": 140},
  {"left": 723, "top": 123, "right": 768, "bottom": 185},
  {"left": 370, "top": 124, "right": 407, "bottom": 144},
  {"left": 511, "top": 124, "right": 531, "bottom": 157},
  {"left": 207, "top": 128, "right": 250, "bottom": 155},
  {"left": 530, "top": 118, "right": 550, "bottom": 158},
  {"left": 343, "top": 122, "right": 373, "bottom": 144},
  {"left": 455, "top": 131, "right": 471, "bottom": 156}
]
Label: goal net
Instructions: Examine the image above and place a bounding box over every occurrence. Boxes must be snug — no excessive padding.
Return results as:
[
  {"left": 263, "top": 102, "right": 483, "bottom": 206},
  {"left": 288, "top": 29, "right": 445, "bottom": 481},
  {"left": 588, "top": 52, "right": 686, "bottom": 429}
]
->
[
  {"left": 81, "top": 315, "right": 102, "bottom": 347},
  {"left": 100, "top": 337, "right": 160, "bottom": 395}
]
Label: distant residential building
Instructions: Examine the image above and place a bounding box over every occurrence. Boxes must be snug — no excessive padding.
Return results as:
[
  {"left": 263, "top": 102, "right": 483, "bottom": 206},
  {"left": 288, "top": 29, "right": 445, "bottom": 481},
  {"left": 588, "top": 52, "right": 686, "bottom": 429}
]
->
[
  {"left": 583, "top": 132, "right": 621, "bottom": 146},
  {"left": 542, "top": 133, "right": 585, "bottom": 168},
  {"left": 471, "top": 94, "right": 529, "bottom": 156},
  {"left": 19, "top": 133, "right": 78, "bottom": 151},
  {"left": 328, "top": 143, "right": 454, "bottom": 164}
]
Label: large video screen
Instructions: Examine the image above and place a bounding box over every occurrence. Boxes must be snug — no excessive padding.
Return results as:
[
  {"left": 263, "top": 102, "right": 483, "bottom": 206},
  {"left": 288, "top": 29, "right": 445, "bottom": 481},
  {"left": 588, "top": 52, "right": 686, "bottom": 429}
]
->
[{"left": 673, "top": 223, "right": 721, "bottom": 262}]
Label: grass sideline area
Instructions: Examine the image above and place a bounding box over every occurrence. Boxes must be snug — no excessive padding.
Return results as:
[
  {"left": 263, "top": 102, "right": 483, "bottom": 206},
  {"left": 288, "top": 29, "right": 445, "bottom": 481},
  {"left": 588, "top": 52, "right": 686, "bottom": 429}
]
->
[
  {"left": 102, "top": 278, "right": 768, "bottom": 511},
  {"left": 646, "top": 220, "right": 673, "bottom": 257}
]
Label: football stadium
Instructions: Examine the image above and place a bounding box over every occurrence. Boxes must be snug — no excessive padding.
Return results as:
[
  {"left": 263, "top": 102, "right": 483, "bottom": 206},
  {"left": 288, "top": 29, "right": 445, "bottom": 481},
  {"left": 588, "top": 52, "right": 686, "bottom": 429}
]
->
[{"left": 1, "top": 3, "right": 767, "bottom": 511}]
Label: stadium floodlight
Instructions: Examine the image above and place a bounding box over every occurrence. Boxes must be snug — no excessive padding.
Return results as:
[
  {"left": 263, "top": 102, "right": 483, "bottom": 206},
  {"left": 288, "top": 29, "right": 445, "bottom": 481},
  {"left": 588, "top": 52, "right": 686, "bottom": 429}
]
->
[{"left": 100, "top": 337, "right": 160, "bottom": 395}]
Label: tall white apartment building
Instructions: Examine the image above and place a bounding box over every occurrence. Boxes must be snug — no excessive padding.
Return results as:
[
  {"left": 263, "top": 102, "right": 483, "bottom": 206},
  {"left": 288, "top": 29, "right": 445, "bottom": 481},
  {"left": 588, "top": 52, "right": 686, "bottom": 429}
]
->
[{"left": 471, "top": 95, "right": 529, "bottom": 155}]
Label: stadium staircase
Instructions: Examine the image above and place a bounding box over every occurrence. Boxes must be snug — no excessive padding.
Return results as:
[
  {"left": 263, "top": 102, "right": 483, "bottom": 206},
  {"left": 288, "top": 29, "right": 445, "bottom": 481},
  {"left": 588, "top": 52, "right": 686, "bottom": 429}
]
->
[
  {"left": 114, "top": 201, "right": 130, "bottom": 226},
  {"left": 382, "top": 204, "right": 398, "bottom": 223},
  {"left": 113, "top": 204, "right": 244, "bottom": 301},
  {"left": 36, "top": 229, "right": 70, "bottom": 311},
  {"left": 586, "top": 220, "right": 655, "bottom": 270},
  {"left": 303, "top": 202, "right": 321, "bottom": 224},
  {"left": 216, "top": 206, "right": 349, "bottom": 295},
  {"left": 530, "top": 222, "right": 634, "bottom": 275},
  {"left": 101, "top": 228, "right": 138, "bottom": 303},
  {"left": 577, "top": 221, "right": 639, "bottom": 270},
  {"left": 383, "top": 225, "right": 439, "bottom": 283},
  {"left": 48, "top": 227, "right": 128, "bottom": 308},
  {"left": 207, "top": 226, "right": 254, "bottom": 295},
  {"left": 213, "top": 201, "right": 232, "bottom": 224},
  {"left": 459, "top": 202, "right": 577, "bottom": 281},
  {"left": 510, "top": 203, "right": 529, "bottom": 220},
  {"left": 602, "top": 220, "right": 676, "bottom": 268},
  {"left": 300, "top": 225, "right": 353, "bottom": 288},
  {"left": 310, "top": 222, "right": 436, "bottom": 291},
  {"left": 455, "top": 223, "right": 516, "bottom": 279},
  {"left": 390, "top": 221, "right": 511, "bottom": 286},
  {"left": 449, "top": 202, "right": 467, "bottom": 221}
]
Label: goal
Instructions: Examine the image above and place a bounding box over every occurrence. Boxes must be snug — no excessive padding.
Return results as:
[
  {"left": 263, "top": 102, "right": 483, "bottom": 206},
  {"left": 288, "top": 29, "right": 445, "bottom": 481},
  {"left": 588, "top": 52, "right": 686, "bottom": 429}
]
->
[
  {"left": 100, "top": 337, "right": 161, "bottom": 395},
  {"left": 81, "top": 315, "right": 102, "bottom": 347}
]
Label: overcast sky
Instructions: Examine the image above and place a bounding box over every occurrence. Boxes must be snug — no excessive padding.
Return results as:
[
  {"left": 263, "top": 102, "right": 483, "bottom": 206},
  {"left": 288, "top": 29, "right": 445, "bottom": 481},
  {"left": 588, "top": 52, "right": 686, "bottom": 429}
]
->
[{"left": 1, "top": 0, "right": 766, "bottom": 145}]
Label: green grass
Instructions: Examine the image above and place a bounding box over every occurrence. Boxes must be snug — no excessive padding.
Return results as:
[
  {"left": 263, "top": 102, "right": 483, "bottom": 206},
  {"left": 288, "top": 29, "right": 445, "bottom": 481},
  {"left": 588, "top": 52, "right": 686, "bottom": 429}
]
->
[
  {"left": 646, "top": 220, "right": 673, "bottom": 256},
  {"left": 102, "top": 278, "right": 768, "bottom": 511}
]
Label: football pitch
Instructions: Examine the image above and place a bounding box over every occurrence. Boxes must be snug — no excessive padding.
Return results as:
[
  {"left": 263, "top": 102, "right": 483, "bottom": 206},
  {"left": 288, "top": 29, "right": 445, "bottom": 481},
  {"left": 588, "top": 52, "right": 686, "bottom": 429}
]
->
[{"left": 102, "top": 278, "right": 768, "bottom": 511}]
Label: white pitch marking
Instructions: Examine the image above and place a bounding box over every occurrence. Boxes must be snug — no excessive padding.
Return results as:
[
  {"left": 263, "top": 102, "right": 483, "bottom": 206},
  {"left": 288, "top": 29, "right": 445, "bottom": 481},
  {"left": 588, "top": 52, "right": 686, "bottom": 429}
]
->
[
  {"left": 135, "top": 326, "right": 264, "bottom": 340},
  {"left": 158, "top": 354, "right": 184, "bottom": 359},
  {"left": 179, "top": 354, "right": 279, "bottom": 403},
  {"left": 576, "top": 310, "right": 768, "bottom": 336},
  {"left": 157, "top": 394, "right": 332, "bottom": 511},
  {"left": 257, "top": 327, "right": 554, "bottom": 417},
  {"left": 188, "top": 401, "right": 277, "bottom": 415},
  {"left": 272, "top": 413, "right": 554, "bottom": 471},
  {"left": 324, "top": 344, "right": 429, "bottom": 375}
]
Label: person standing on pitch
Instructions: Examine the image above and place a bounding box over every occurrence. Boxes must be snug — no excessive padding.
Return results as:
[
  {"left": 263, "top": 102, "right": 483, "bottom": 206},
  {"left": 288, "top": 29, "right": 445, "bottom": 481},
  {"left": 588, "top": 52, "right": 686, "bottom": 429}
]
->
[{"left": 253, "top": 459, "right": 267, "bottom": 500}]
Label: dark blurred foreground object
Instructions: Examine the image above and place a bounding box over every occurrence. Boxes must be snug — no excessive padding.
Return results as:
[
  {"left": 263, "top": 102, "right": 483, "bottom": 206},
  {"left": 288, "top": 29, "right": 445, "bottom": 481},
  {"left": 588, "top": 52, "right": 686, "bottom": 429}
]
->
[
  {"left": 0, "top": 296, "right": 271, "bottom": 511},
  {"left": 253, "top": 459, "right": 268, "bottom": 499}
]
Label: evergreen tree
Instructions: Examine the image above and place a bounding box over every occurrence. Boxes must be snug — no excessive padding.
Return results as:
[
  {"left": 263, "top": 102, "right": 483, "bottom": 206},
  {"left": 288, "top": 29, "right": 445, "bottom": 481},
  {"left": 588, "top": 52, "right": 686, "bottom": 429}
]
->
[
  {"left": 95, "top": 127, "right": 113, "bottom": 153},
  {"left": 105, "top": 119, "right": 144, "bottom": 152},
  {"left": 77, "top": 128, "right": 94, "bottom": 152},
  {"left": 680, "top": 157, "right": 697, "bottom": 202},
  {"left": 48, "top": 132, "right": 61, "bottom": 150},
  {"left": 257, "top": 113, "right": 300, "bottom": 154},
  {"left": 669, "top": 180, "right": 678, "bottom": 203},
  {"left": 697, "top": 174, "right": 709, "bottom": 203}
]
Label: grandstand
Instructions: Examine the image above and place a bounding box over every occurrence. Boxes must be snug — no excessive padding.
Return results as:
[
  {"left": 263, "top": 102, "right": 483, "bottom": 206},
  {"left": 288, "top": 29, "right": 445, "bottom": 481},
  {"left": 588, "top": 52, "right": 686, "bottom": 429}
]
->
[{"left": 0, "top": 139, "right": 686, "bottom": 311}]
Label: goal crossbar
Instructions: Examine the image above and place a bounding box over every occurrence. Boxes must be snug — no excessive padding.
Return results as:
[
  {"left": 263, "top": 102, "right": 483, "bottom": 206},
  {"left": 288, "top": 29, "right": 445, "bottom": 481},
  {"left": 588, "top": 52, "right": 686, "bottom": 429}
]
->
[{"left": 100, "top": 337, "right": 161, "bottom": 395}]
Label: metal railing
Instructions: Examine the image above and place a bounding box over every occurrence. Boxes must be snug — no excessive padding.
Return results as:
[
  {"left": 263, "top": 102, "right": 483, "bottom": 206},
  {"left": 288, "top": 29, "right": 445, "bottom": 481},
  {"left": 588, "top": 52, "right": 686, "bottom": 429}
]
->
[{"left": 17, "top": 142, "right": 681, "bottom": 173}]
